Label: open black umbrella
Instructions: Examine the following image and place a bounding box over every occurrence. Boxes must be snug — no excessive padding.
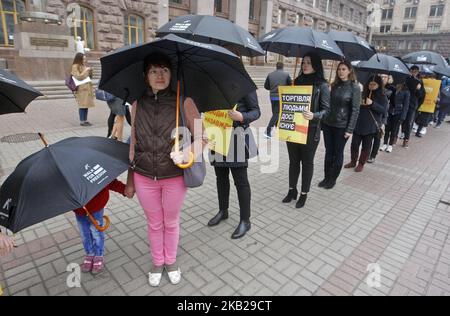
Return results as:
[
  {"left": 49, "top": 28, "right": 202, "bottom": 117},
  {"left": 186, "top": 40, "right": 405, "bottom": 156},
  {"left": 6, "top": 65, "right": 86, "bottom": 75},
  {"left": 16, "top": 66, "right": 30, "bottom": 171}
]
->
[
  {"left": 402, "top": 51, "right": 448, "bottom": 67},
  {"left": 0, "top": 70, "right": 42, "bottom": 115},
  {"left": 431, "top": 65, "right": 450, "bottom": 78},
  {"left": 327, "top": 30, "right": 376, "bottom": 62},
  {"left": 0, "top": 136, "right": 130, "bottom": 233},
  {"left": 355, "top": 54, "right": 410, "bottom": 83},
  {"left": 156, "top": 15, "right": 264, "bottom": 57},
  {"left": 99, "top": 34, "right": 256, "bottom": 112},
  {"left": 258, "top": 26, "right": 344, "bottom": 60}
]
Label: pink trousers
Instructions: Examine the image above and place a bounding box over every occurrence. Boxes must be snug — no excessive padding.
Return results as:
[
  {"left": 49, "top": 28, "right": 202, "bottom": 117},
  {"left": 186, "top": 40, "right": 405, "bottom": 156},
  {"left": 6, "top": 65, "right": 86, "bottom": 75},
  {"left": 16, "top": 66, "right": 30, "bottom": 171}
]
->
[{"left": 134, "top": 173, "right": 187, "bottom": 266}]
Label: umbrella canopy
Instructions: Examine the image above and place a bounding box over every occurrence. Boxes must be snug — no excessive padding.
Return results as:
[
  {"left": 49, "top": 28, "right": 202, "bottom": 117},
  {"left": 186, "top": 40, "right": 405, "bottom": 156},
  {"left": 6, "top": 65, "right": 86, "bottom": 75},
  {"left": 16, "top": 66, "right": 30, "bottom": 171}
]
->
[
  {"left": 327, "top": 30, "right": 376, "bottom": 62},
  {"left": 258, "top": 26, "right": 344, "bottom": 60},
  {"left": 99, "top": 34, "right": 256, "bottom": 112},
  {"left": 402, "top": 51, "right": 448, "bottom": 67},
  {"left": 0, "top": 70, "right": 42, "bottom": 115},
  {"left": 355, "top": 54, "right": 410, "bottom": 83},
  {"left": 0, "top": 137, "right": 130, "bottom": 233},
  {"left": 156, "top": 15, "right": 264, "bottom": 58},
  {"left": 406, "top": 63, "right": 435, "bottom": 75},
  {"left": 431, "top": 65, "right": 450, "bottom": 78}
]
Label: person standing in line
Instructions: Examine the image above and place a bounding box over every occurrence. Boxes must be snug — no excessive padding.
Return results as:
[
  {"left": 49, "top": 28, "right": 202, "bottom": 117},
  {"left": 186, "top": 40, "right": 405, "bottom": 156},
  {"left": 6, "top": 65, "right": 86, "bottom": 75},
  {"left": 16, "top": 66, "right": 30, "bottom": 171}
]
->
[
  {"left": 264, "top": 62, "right": 292, "bottom": 138},
  {"left": 320, "top": 61, "right": 361, "bottom": 189}
]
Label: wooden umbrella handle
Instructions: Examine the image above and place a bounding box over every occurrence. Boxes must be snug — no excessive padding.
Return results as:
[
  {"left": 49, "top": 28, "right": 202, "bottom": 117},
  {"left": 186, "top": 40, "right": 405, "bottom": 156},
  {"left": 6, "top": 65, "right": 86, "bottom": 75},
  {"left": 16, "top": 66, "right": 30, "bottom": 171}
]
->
[{"left": 83, "top": 207, "right": 110, "bottom": 232}]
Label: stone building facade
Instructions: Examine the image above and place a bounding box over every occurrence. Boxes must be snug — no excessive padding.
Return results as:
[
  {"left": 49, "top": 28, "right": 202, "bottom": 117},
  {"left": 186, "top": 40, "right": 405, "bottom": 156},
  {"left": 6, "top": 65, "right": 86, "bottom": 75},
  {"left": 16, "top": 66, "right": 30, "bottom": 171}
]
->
[
  {"left": 0, "top": 0, "right": 370, "bottom": 79},
  {"left": 372, "top": 0, "right": 450, "bottom": 59}
]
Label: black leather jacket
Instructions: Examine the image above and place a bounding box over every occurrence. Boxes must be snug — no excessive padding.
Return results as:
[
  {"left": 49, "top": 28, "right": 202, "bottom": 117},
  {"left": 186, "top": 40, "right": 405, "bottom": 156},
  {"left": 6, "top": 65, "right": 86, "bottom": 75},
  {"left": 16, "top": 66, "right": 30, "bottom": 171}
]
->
[{"left": 324, "top": 81, "right": 361, "bottom": 133}]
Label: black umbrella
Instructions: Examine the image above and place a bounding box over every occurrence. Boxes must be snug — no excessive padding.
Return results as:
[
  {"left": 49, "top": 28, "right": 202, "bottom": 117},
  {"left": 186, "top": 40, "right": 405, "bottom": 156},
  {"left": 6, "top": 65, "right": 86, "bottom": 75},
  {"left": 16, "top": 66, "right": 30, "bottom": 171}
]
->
[
  {"left": 258, "top": 26, "right": 344, "bottom": 60},
  {"left": 327, "top": 30, "right": 376, "bottom": 62},
  {"left": 99, "top": 34, "right": 256, "bottom": 112},
  {"left": 0, "top": 136, "right": 130, "bottom": 233},
  {"left": 402, "top": 51, "right": 449, "bottom": 67},
  {"left": 355, "top": 54, "right": 410, "bottom": 83},
  {"left": 0, "top": 70, "right": 42, "bottom": 115},
  {"left": 431, "top": 65, "right": 450, "bottom": 78},
  {"left": 156, "top": 15, "right": 264, "bottom": 58}
]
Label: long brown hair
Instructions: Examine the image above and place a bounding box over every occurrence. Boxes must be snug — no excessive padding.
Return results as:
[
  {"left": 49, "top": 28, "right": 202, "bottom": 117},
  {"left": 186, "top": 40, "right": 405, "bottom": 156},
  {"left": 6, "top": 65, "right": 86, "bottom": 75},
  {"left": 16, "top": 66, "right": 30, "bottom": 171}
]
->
[
  {"left": 331, "top": 61, "right": 357, "bottom": 89},
  {"left": 72, "top": 53, "right": 85, "bottom": 72}
]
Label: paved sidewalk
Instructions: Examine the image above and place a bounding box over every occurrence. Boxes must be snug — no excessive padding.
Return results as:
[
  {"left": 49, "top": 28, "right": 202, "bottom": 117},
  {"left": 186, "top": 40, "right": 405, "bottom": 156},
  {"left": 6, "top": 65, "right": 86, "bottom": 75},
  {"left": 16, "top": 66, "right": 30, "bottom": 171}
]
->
[{"left": 1, "top": 92, "right": 450, "bottom": 296}]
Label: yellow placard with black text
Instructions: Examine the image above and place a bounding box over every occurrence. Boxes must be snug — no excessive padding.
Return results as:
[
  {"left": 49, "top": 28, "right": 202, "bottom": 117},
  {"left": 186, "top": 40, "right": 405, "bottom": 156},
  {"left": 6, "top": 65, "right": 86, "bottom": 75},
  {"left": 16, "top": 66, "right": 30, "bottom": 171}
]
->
[
  {"left": 419, "top": 79, "right": 442, "bottom": 113},
  {"left": 277, "top": 86, "right": 313, "bottom": 144},
  {"left": 203, "top": 106, "right": 237, "bottom": 157}
]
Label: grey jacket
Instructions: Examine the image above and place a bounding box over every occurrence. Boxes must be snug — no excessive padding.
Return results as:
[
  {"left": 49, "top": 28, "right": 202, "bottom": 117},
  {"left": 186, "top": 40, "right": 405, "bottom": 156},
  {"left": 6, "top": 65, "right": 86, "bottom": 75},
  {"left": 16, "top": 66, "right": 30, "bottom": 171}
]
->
[{"left": 264, "top": 70, "right": 292, "bottom": 99}]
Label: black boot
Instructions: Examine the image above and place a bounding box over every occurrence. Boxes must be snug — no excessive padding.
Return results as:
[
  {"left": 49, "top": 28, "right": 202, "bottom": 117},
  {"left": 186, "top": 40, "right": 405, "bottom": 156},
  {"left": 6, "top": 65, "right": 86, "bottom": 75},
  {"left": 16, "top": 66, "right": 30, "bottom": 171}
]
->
[
  {"left": 282, "top": 189, "right": 298, "bottom": 203},
  {"left": 324, "top": 167, "right": 341, "bottom": 190},
  {"left": 207, "top": 210, "right": 229, "bottom": 227},
  {"left": 296, "top": 194, "right": 308, "bottom": 209},
  {"left": 319, "top": 161, "right": 332, "bottom": 188},
  {"left": 231, "top": 220, "right": 251, "bottom": 239}
]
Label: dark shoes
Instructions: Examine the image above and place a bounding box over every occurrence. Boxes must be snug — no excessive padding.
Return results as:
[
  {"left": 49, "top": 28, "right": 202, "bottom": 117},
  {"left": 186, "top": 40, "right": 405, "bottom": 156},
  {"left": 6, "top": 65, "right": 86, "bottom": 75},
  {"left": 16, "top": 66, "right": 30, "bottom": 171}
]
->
[
  {"left": 318, "top": 178, "right": 329, "bottom": 188},
  {"left": 282, "top": 189, "right": 298, "bottom": 203},
  {"left": 231, "top": 220, "right": 251, "bottom": 239},
  {"left": 296, "top": 194, "right": 308, "bottom": 209},
  {"left": 207, "top": 210, "right": 228, "bottom": 227}
]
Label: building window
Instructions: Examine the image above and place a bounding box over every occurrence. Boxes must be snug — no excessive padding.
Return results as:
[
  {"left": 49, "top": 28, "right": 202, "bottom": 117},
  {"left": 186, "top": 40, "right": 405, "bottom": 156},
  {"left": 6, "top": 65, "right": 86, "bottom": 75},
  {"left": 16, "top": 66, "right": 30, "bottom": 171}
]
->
[
  {"left": 350, "top": 8, "right": 354, "bottom": 21},
  {"left": 339, "top": 4, "right": 344, "bottom": 17},
  {"left": 70, "top": 6, "right": 95, "bottom": 49},
  {"left": 326, "top": 0, "right": 333, "bottom": 13},
  {"left": 169, "top": 0, "right": 182, "bottom": 4},
  {"left": 380, "top": 25, "right": 391, "bottom": 33},
  {"left": 399, "top": 40, "right": 406, "bottom": 50},
  {"left": 124, "top": 14, "right": 144, "bottom": 46},
  {"left": 404, "top": 7, "right": 417, "bottom": 19},
  {"left": 313, "top": 0, "right": 320, "bottom": 9},
  {"left": 429, "top": 4, "right": 444, "bottom": 17},
  {"left": 427, "top": 22, "right": 441, "bottom": 33},
  {"left": 382, "top": 8, "right": 393, "bottom": 20},
  {"left": 402, "top": 24, "right": 414, "bottom": 33},
  {"left": 0, "top": 0, "right": 25, "bottom": 46},
  {"left": 249, "top": 0, "right": 255, "bottom": 20},
  {"left": 214, "top": 0, "right": 222, "bottom": 13}
]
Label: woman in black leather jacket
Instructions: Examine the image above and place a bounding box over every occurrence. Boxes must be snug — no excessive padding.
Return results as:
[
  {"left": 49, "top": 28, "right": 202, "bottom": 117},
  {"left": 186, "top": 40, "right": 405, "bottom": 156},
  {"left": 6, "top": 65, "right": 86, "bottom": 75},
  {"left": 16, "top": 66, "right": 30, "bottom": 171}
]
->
[
  {"left": 282, "top": 53, "right": 330, "bottom": 208},
  {"left": 320, "top": 61, "right": 361, "bottom": 189}
]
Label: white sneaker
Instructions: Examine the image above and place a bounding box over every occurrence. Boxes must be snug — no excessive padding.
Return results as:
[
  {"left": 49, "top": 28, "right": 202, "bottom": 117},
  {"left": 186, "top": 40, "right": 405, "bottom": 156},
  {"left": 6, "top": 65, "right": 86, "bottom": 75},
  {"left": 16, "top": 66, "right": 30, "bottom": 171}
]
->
[
  {"left": 386, "top": 145, "right": 393, "bottom": 153},
  {"left": 420, "top": 128, "right": 427, "bottom": 135},
  {"left": 400, "top": 133, "right": 405, "bottom": 139},
  {"left": 380, "top": 144, "right": 388, "bottom": 151},
  {"left": 167, "top": 267, "right": 181, "bottom": 285},
  {"left": 148, "top": 271, "right": 163, "bottom": 287}
]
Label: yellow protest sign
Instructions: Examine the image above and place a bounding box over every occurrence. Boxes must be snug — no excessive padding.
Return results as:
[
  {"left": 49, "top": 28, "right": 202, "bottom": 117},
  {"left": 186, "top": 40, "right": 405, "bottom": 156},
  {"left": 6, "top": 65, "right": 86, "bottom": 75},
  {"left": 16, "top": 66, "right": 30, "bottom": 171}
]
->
[
  {"left": 203, "top": 106, "right": 236, "bottom": 157},
  {"left": 419, "top": 79, "right": 442, "bottom": 113},
  {"left": 277, "top": 85, "right": 314, "bottom": 144},
  {"left": 0, "top": 284, "right": 3, "bottom": 296}
]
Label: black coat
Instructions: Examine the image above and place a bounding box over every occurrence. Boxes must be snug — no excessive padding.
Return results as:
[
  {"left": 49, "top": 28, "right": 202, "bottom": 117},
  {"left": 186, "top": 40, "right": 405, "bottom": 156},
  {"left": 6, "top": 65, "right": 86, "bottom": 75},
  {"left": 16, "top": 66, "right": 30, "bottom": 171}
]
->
[
  {"left": 323, "top": 80, "right": 361, "bottom": 134},
  {"left": 354, "top": 91, "right": 388, "bottom": 136},
  {"left": 389, "top": 89, "right": 410, "bottom": 122},
  {"left": 210, "top": 91, "right": 261, "bottom": 168}
]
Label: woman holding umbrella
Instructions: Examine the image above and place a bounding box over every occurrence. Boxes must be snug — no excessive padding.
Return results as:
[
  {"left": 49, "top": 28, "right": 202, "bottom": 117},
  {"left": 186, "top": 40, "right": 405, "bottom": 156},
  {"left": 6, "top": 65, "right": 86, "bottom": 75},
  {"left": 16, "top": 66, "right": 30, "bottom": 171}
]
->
[
  {"left": 125, "top": 52, "right": 206, "bottom": 287},
  {"left": 320, "top": 60, "right": 361, "bottom": 190},
  {"left": 71, "top": 53, "right": 95, "bottom": 126},
  {"left": 344, "top": 76, "right": 388, "bottom": 172},
  {"left": 207, "top": 45, "right": 261, "bottom": 240},
  {"left": 282, "top": 53, "right": 330, "bottom": 208}
]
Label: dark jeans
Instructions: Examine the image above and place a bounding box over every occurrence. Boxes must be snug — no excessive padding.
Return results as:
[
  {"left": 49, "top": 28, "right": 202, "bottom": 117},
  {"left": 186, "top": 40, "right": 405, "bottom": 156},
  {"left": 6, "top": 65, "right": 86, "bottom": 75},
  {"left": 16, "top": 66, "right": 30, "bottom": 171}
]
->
[
  {"left": 286, "top": 127, "right": 320, "bottom": 193},
  {"left": 437, "top": 105, "right": 450, "bottom": 125},
  {"left": 384, "top": 114, "right": 401, "bottom": 146},
  {"left": 214, "top": 167, "right": 251, "bottom": 221},
  {"left": 265, "top": 99, "right": 280, "bottom": 136},
  {"left": 351, "top": 133, "right": 376, "bottom": 165},
  {"left": 79, "top": 108, "right": 88, "bottom": 122},
  {"left": 402, "top": 109, "right": 416, "bottom": 140},
  {"left": 322, "top": 124, "right": 348, "bottom": 179},
  {"left": 370, "top": 132, "right": 382, "bottom": 159},
  {"left": 107, "top": 107, "right": 132, "bottom": 138}
]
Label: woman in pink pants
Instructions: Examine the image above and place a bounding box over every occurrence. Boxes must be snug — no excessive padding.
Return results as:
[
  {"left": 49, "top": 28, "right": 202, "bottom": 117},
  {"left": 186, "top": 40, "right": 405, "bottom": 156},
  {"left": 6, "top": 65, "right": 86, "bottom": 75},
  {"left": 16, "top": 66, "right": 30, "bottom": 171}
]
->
[{"left": 125, "top": 52, "right": 206, "bottom": 287}]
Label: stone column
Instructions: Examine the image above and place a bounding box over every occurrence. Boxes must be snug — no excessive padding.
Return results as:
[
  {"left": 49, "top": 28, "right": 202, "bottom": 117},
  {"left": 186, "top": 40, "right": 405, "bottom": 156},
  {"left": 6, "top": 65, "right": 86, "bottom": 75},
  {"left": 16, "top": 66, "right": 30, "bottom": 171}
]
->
[
  {"left": 157, "top": 0, "right": 169, "bottom": 28},
  {"left": 229, "top": 0, "right": 250, "bottom": 31},
  {"left": 191, "top": 0, "right": 214, "bottom": 15}
]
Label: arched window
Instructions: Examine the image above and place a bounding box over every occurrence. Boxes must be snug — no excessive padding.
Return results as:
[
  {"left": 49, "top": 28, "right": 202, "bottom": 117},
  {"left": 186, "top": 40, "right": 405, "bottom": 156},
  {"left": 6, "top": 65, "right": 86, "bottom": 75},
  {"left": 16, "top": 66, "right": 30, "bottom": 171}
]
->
[
  {"left": 124, "top": 14, "right": 144, "bottom": 46},
  {"left": 0, "top": 0, "right": 25, "bottom": 46},
  {"left": 70, "top": 5, "right": 95, "bottom": 49}
]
